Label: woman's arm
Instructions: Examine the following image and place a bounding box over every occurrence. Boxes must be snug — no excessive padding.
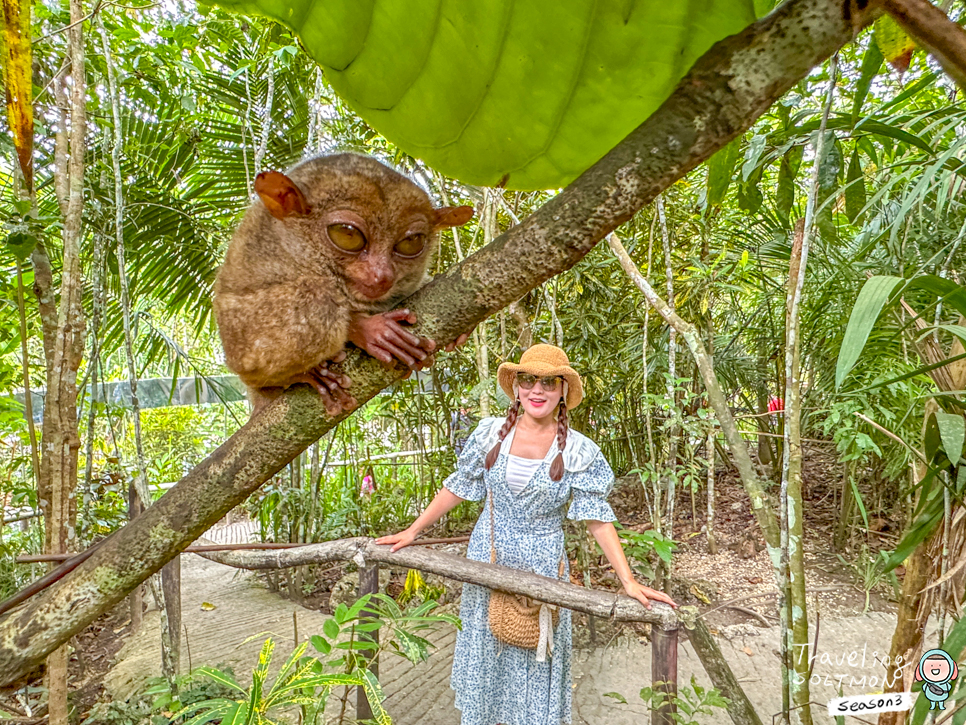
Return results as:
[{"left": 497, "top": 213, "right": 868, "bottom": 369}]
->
[
  {"left": 586, "top": 520, "right": 677, "bottom": 609},
  {"left": 374, "top": 487, "right": 467, "bottom": 552}
]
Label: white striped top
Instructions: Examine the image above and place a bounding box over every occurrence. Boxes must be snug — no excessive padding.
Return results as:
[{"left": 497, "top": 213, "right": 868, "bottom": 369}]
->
[{"left": 505, "top": 454, "right": 543, "bottom": 495}]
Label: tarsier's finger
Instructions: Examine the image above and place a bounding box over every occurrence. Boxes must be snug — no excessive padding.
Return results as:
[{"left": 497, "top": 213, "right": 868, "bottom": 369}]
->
[
  {"left": 313, "top": 365, "right": 352, "bottom": 390},
  {"left": 382, "top": 328, "right": 432, "bottom": 362},
  {"left": 385, "top": 320, "right": 428, "bottom": 350},
  {"left": 413, "top": 353, "right": 436, "bottom": 372},
  {"left": 383, "top": 308, "right": 418, "bottom": 325},
  {"left": 376, "top": 339, "right": 418, "bottom": 367},
  {"left": 444, "top": 333, "right": 471, "bottom": 353}
]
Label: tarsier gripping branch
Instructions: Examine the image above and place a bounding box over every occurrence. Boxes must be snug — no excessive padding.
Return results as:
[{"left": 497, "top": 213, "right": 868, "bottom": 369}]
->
[{"left": 213, "top": 154, "right": 473, "bottom": 414}]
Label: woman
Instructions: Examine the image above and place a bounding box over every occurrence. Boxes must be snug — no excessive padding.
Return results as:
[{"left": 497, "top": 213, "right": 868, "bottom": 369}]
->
[{"left": 376, "top": 344, "right": 676, "bottom": 725}]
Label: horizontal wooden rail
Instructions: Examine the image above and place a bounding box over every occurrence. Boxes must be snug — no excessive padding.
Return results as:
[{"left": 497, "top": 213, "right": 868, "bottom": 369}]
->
[{"left": 196, "top": 536, "right": 689, "bottom": 629}]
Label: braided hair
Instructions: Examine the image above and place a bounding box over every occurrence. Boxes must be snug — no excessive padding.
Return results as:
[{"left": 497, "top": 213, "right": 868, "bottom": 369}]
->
[
  {"left": 484, "top": 400, "right": 521, "bottom": 471},
  {"left": 548, "top": 400, "right": 568, "bottom": 482}
]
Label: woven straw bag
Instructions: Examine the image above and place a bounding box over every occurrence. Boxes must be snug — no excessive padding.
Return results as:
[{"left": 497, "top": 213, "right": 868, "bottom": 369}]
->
[
  {"left": 488, "top": 590, "right": 558, "bottom": 649},
  {"left": 486, "top": 489, "right": 560, "bottom": 651}
]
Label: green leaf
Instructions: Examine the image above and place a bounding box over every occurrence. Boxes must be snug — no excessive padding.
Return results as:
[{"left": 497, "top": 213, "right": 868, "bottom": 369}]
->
[
  {"left": 934, "top": 411, "right": 965, "bottom": 464},
  {"left": 360, "top": 669, "right": 393, "bottom": 725},
  {"left": 4, "top": 232, "right": 37, "bottom": 262},
  {"left": 706, "top": 138, "right": 742, "bottom": 207},
  {"left": 907, "top": 276, "right": 966, "bottom": 319},
  {"left": 604, "top": 692, "right": 629, "bottom": 704},
  {"left": 323, "top": 618, "right": 340, "bottom": 640},
  {"left": 192, "top": 666, "right": 245, "bottom": 694},
  {"left": 208, "top": 0, "right": 757, "bottom": 190},
  {"left": 753, "top": 0, "right": 777, "bottom": 15},
  {"left": 817, "top": 133, "right": 842, "bottom": 199},
  {"left": 776, "top": 145, "right": 803, "bottom": 221},
  {"left": 881, "top": 491, "right": 944, "bottom": 573},
  {"left": 836, "top": 275, "right": 904, "bottom": 389},
  {"left": 845, "top": 147, "right": 866, "bottom": 224},
  {"left": 311, "top": 635, "right": 332, "bottom": 655},
  {"left": 852, "top": 41, "right": 883, "bottom": 123},
  {"left": 793, "top": 116, "right": 933, "bottom": 155},
  {"left": 850, "top": 477, "right": 869, "bottom": 530}
]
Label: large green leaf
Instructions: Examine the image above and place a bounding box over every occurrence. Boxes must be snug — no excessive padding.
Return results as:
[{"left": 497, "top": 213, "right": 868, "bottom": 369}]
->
[
  {"left": 845, "top": 146, "right": 866, "bottom": 224},
  {"left": 932, "top": 411, "right": 965, "bottom": 465},
  {"left": 836, "top": 275, "right": 904, "bottom": 389},
  {"left": 707, "top": 138, "right": 742, "bottom": 207},
  {"left": 209, "top": 0, "right": 756, "bottom": 189}
]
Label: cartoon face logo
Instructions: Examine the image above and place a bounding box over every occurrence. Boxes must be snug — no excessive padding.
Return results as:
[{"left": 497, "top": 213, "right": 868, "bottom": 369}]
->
[{"left": 915, "top": 649, "right": 959, "bottom": 711}]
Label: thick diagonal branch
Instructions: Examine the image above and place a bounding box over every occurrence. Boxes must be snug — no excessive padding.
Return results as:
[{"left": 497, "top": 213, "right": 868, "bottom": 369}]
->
[{"left": 0, "top": 0, "right": 873, "bottom": 685}]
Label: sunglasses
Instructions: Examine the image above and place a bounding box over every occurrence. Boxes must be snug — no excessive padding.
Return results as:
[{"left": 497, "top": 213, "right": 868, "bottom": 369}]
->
[{"left": 516, "top": 373, "right": 562, "bottom": 391}]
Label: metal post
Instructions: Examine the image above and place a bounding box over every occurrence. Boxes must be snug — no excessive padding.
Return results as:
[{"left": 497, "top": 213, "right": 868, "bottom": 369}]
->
[
  {"left": 651, "top": 624, "right": 679, "bottom": 725},
  {"left": 356, "top": 562, "right": 380, "bottom": 720}
]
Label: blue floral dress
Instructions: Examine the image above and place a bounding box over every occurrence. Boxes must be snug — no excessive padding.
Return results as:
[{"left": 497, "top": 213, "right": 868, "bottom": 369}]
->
[{"left": 444, "top": 417, "right": 618, "bottom": 725}]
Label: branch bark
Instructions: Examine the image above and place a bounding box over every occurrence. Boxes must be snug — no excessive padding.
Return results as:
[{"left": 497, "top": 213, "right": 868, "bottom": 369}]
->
[
  {"left": 0, "top": 0, "right": 874, "bottom": 685},
  {"left": 194, "top": 538, "right": 683, "bottom": 628}
]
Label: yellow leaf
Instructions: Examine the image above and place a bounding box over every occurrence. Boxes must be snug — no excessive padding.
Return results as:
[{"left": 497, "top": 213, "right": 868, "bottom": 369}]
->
[
  {"left": 0, "top": 0, "right": 33, "bottom": 190},
  {"left": 874, "top": 15, "right": 916, "bottom": 73},
  {"left": 742, "top": 646, "right": 754, "bottom": 656},
  {"left": 200, "top": 601, "right": 217, "bottom": 611}
]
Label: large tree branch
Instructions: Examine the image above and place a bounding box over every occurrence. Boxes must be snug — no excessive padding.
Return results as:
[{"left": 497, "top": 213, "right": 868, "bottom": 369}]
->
[{"left": 0, "top": 0, "right": 875, "bottom": 685}]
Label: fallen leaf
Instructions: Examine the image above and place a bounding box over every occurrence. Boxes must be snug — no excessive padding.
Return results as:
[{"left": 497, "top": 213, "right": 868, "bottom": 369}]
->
[
  {"left": 742, "top": 646, "right": 754, "bottom": 656},
  {"left": 200, "top": 601, "right": 217, "bottom": 611}
]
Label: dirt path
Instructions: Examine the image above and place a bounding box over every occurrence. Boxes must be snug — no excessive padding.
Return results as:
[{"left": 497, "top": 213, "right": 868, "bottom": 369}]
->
[{"left": 106, "top": 551, "right": 919, "bottom": 724}]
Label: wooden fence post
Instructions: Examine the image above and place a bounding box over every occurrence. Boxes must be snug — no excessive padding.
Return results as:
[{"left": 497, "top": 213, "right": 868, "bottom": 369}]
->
[
  {"left": 356, "top": 562, "right": 380, "bottom": 720},
  {"left": 128, "top": 481, "right": 142, "bottom": 631},
  {"left": 162, "top": 555, "right": 181, "bottom": 676},
  {"left": 652, "top": 623, "right": 679, "bottom": 725}
]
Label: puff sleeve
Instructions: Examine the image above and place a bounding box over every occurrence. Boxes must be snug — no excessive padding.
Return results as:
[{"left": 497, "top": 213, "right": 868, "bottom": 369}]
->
[
  {"left": 442, "top": 418, "right": 497, "bottom": 502},
  {"left": 566, "top": 451, "right": 618, "bottom": 522}
]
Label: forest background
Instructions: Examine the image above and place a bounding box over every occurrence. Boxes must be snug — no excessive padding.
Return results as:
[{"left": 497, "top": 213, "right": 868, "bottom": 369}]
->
[{"left": 2, "top": 1, "right": 966, "bottom": 724}]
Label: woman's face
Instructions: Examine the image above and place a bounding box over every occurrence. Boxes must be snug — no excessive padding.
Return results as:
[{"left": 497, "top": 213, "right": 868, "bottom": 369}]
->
[{"left": 515, "top": 374, "right": 563, "bottom": 422}]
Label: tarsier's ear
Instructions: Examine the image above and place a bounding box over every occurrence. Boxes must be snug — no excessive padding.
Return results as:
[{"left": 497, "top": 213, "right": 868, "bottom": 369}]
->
[
  {"left": 255, "top": 171, "right": 311, "bottom": 220},
  {"left": 433, "top": 205, "right": 474, "bottom": 229}
]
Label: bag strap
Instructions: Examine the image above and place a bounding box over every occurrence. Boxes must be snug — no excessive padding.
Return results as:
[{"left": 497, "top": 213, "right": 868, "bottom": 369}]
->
[{"left": 488, "top": 488, "right": 497, "bottom": 564}]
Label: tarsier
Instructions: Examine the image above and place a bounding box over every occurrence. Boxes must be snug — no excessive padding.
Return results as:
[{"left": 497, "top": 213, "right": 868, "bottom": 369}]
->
[{"left": 213, "top": 154, "right": 474, "bottom": 414}]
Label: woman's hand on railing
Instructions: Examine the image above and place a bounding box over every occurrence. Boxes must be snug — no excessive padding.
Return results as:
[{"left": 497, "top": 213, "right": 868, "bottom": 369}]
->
[
  {"left": 375, "top": 527, "right": 418, "bottom": 552},
  {"left": 621, "top": 578, "right": 678, "bottom": 610}
]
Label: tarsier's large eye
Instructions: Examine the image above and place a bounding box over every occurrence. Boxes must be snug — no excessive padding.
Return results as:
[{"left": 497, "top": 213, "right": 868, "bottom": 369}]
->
[
  {"left": 327, "top": 224, "right": 367, "bottom": 252},
  {"left": 394, "top": 233, "right": 426, "bottom": 257}
]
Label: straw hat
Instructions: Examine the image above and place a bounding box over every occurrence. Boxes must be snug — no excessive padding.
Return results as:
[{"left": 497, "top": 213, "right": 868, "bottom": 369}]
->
[{"left": 497, "top": 344, "right": 583, "bottom": 409}]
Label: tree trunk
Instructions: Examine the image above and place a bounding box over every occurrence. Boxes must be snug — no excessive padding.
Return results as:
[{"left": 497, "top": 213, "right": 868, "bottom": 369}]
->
[
  {"left": 38, "top": 2, "right": 87, "bottom": 719},
  {"left": 657, "top": 195, "right": 678, "bottom": 543},
  {"left": 0, "top": 0, "right": 877, "bottom": 684}
]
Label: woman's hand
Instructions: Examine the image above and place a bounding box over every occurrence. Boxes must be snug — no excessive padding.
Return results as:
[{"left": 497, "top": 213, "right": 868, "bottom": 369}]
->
[
  {"left": 374, "top": 527, "right": 418, "bottom": 552},
  {"left": 621, "top": 578, "right": 678, "bottom": 610}
]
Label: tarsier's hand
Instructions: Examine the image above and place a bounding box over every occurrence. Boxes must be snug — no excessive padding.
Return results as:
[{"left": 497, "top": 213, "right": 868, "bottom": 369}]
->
[
  {"left": 348, "top": 309, "right": 436, "bottom": 368},
  {"left": 293, "top": 351, "right": 356, "bottom": 416}
]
